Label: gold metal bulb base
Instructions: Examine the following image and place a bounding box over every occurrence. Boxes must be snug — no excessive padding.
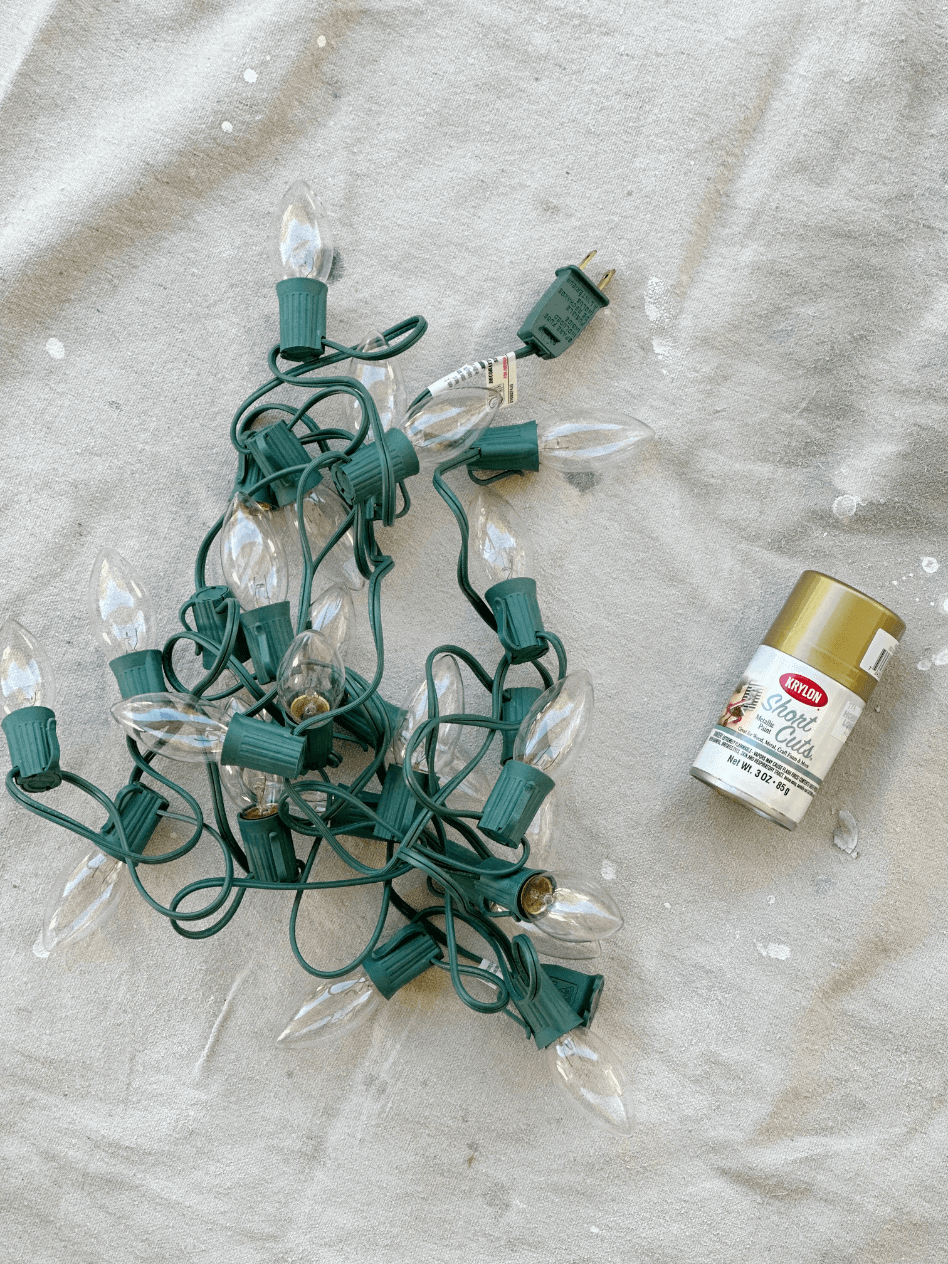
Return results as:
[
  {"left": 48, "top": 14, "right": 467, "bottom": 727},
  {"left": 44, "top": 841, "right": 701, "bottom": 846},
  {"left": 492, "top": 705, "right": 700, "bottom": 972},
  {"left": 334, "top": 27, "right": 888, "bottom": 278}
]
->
[
  {"left": 290, "top": 692, "right": 330, "bottom": 722},
  {"left": 243, "top": 805, "right": 279, "bottom": 820},
  {"left": 519, "top": 874, "right": 555, "bottom": 918}
]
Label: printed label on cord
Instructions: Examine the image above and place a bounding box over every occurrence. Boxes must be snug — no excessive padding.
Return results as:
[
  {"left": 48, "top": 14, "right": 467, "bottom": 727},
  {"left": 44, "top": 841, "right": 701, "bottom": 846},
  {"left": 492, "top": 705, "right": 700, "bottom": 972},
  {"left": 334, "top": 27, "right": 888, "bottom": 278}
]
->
[{"left": 426, "top": 351, "right": 518, "bottom": 406}]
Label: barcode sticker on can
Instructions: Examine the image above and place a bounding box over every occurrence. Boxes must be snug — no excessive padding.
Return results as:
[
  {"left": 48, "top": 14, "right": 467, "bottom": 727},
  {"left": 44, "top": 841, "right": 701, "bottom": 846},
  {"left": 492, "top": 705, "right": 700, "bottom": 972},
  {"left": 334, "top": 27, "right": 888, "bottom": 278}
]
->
[{"left": 859, "top": 628, "right": 900, "bottom": 680}]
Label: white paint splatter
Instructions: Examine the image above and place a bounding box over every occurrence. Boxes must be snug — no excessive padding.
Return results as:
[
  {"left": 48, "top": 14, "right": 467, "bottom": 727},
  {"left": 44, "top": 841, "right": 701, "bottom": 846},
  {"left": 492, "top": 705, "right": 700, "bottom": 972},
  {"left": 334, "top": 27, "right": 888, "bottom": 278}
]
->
[
  {"left": 832, "top": 809, "right": 858, "bottom": 855},
  {"left": 755, "top": 941, "right": 790, "bottom": 960},
  {"left": 32, "top": 934, "right": 49, "bottom": 959},
  {"left": 922, "top": 557, "right": 939, "bottom": 574},
  {"left": 663, "top": 901, "right": 671, "bottom": 909},
  {"left": 933, "top": 646, "right": 948, "bottom": 667},
  {"left": 45, "top": 337, "right": 64, "bottom": 360},
  {"left": 243, "top": 68, "right": 257, "bottom": 83},
  {"left": 194, "top": 968, "right": 249, "bottom": 1076},
  {"left": 767, "top": 895, "right": 775, "bottom": 905},
  {"left": 221, "top": 120, "right": 233, "bottom": 133},
  {"left": 918, "top": 655, "right": 932, "bottom": 671},
  {"left": 831, "top": 494, "right": 858, "bottom": 519},
  {"left": 316, "top": 34, "right": 327, "bottom": 47},
  {"left": 600, "top": 859, "right": 617, "bottom": 881}
]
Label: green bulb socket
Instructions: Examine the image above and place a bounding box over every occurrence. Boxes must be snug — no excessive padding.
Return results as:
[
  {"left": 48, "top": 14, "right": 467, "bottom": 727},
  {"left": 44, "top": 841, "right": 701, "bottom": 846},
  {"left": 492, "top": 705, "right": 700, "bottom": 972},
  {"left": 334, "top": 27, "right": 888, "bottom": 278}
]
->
[
  {"left": 517, "top": 264, "right": 610, "bottom": 361},
  {"left": 239, "top": 601, "right": 295, "bottom": 683},
  {"left": 500, "top": 687, "right": 542, "bottom": 762},
  {"left": 220, "top": 712, "right": 306, "bottom": 778},
  {"left": 333, "top": 694, "right": 402, "bottom": 750},
  {"left": 109, "top": 649, "right": 166, "bottom": 700},
  {"left": 190, "top": 586, "right": 250, "bottom": 668},
  {"left": 505, "top": 936, "right": 602, "bottom": 1048},
  {"left": 363, "top": 923, "right": 442, "bottom": 999},
  {"left": 101, "top": 782, "right": 170, "bottom": 855},
  {"left": 276, "top": 278, "right": 328, "bottom": 362},
  {"left": 333, "top": 429, "right": 420, "bottom": 506},
  {"left": 373, "top": 769, "right": 420, "bottom": 841},
  {"left": 467, "top": 422, "right": 540, "bottom": 473},
  {"left": 484, "top": 577, "right": 546, "bottom": 664},
  {"left": 245, "top": 421, "right": 318, "bottom": 508},
  {"left": 300, "top": 719, "right": 334, "bottom": 771},
  {"left": 237, "top": 809, "right": 298, "bottom": 883},
  {"left": 235, "top": 452, "right": 275, "bottom": 507},
  {"left": 1, "top": 706, "right": 62, "bottom": 792},
  {"left": 478, "top": 758, "right": 554, "bottom": 848}
]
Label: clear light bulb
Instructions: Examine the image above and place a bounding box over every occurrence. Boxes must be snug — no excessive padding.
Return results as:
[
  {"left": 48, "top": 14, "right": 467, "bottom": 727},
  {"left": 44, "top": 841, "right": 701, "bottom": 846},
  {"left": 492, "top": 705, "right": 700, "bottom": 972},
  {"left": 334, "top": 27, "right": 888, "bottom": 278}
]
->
[
  {"left": 343, "top": 331, "right": 407, "bottom": 433},
  {"left": 270, "top": 179, "right": 333, "bottom": 282},
  {"left": 512, "top": 669, "right": 594, "bottom": 779},
  {"left": 289, "top": 484, "right": 364, "bottom": 591},
  {"left": 536, "top": 410, "right": 654, "bottom": 474},
  {"left": 467, "top": 487, "right": 535, "bottom": 594},
  {"left": 87, "top": 549, "right": 155, "bottom": 655},
  {"left": 517, "top": 869, "right": 623, "bottom": 942},
  {"left": 219, "top": 763, "right": 285, "bottom": 818},
  {"left": 220, "top": 495, "right": 289, "bottom": 611},
  {"left": 391, "top": 654, "right": 464, "bottom": 772},
  {"left": 277, "top": 972, "right": 381, "bottom": 1045},
  {"left": 276, "top": 629, "right": 346, "bottom": 724},
  {"left": 0, "top": 619, "right": 55, "bottom": 715},
  {"left": 309, "top": 584, "right": 355, "bottom": 660},
  {"left": 110, "top": 692, "right": 229, "bottom": 762},
  {"left": 39, "top": 846, "right": 128, "bottom": 956},
  {"left": 546, "top": 1027, "right": 633, "bottom": 1135},
  {"left": 394, "top": 387, "right": 501, "bottom": 470}
]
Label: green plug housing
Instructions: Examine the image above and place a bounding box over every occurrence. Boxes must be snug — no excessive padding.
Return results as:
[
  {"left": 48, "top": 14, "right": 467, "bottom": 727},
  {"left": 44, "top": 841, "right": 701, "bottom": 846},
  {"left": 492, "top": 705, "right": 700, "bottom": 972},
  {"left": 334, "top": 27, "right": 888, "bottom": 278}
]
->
[
  {"left": 517, "top": 253, "right": 613, "bottom": 360},
  {"left": 478, "top": 758, "right": 554, "bottom": 848},
  {"left": 238, "top": 809, "right": 298, "bottom": 883},
  {"left": 220, "top": 711, "right": 307, "bottom": 778},
  {"left": 1, "top": 706, "right": 62, "bottom": 792},
  {"left": 363, "top": 922, "right": 443, "bottom": 998},
  {"left": 244, "top": 421, "right": 317, "bottom": 508},
  {"left": 101, "top": 782, "right": 169, "bottom": 856},
  {"left": 109, "top": 649, "right": 166, "bottom": 700},
  {"left": 239, "top": 601, "right": 295, "bottom": 683},
  {"left": 276, "top": 278, "right": 328, "bottom": 361}
]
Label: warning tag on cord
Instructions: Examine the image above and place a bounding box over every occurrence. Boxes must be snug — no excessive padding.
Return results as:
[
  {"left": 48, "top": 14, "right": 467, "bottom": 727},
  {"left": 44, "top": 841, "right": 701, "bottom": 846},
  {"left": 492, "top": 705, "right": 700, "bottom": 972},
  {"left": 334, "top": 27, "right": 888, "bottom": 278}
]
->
[{"left": 426, "top": 351, "right": 518, "bottom": 406}]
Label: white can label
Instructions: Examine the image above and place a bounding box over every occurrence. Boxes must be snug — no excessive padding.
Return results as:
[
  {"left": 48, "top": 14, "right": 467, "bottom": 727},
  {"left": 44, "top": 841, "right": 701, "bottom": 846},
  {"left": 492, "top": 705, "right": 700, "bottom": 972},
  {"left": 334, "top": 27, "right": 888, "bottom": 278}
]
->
[{"left": 691, "top": 646, "right": 871, "bottom": 825}]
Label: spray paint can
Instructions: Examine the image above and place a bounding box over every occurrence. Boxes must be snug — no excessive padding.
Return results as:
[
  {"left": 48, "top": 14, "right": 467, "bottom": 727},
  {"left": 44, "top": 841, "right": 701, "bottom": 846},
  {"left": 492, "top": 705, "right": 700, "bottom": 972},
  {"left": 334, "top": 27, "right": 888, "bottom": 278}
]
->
[{"left": 690, "top": 571, "right": 905, "bottom": 830}]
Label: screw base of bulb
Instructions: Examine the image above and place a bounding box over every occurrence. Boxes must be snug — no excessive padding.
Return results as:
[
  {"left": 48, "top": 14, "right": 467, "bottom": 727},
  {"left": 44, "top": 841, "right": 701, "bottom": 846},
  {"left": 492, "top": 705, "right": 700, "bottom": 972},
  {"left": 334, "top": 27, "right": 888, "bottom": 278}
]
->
[
  {"left": 485, "top": 578, "right": 546, "bottom": 664},
  {"left": 1, "top": 706, "right": 62, "bottom": 792},
  {"left": 238, "top": 807, "right": 298, "bottom": 882},
  {"left": 478, "top": 759, "right": 555, "bottom": 848},
  {"left": 239, "top": 601, "right": 295, "bottom": 684},
  {"left": 276, "top": 278, "right": 328, "bottom": 361},
  {"left": 109, "top": 649, "right": 166, "bottom": 700}
]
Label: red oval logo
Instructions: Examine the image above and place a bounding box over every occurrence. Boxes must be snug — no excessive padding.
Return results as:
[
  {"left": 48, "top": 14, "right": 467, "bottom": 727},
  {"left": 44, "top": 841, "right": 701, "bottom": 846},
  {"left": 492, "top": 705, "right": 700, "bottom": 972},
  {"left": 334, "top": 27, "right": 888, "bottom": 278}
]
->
[{"left": 779, "top": 673, "right": 828, "bottom": 708}]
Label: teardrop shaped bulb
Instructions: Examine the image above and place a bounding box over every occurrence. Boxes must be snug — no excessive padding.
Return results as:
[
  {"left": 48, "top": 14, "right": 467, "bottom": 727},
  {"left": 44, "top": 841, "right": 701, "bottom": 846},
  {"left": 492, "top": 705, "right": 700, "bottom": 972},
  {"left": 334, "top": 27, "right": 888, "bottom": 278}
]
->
[
  {"left": 270, "top": 179, "right": 334, "bottom": 282},
  {"left": 277, "top": 972, "right": 381, "bottom": 1045},
  {"left": 277, "top": 629, "right": 346, "bottom": 723},
  {"left": 110, "top": 692, "right": 229, "bottom": 763},
  {"left": 0, "top": 619, "right": 55, "bottom": 716},
  {"left": 520, "top": 869, "right": 623, "bottom": 942},
  {"left": 437, "top": 748, "right": 496, "bottom": 812},
  {"left": 546, "top": 1027, "right": 634, "bottom": 1135},
  {"left": 468, "top": 487, "right": 535, "bottom": 593},
  {"left": 512, "top": 669, "right": 594, "bottom": 778},
  {"left": 537, "top": 410, "right": 655, "bottom": 474},
  {"left": 220, "top": 495, "right": 289, "bottom": 611},
  {"left": 309, "top": 585, "right": 355, "bottom": 660},
  {"left": 343, "top": 331, "right": 407, "bottom": 433},
  {"left": 395, "top": 388, "right": 501, "bottom": 470},
  {"left": 41, "top": 846, "right": 127, "bottom": 954},
  {"left": 219, "top": 762, "right": 285, "bottom": 815},
  {"left": 523, "top": 790, "right": 558, "bottom": 866},
  {"left": 504, "top": 914, "right": 601, "bottom": 961},
  {"left": 391, "top": 654, "right": 464, "bottom": 772},
  {"left": 87, "top": 549, "right": 155, "bottom": 655}
]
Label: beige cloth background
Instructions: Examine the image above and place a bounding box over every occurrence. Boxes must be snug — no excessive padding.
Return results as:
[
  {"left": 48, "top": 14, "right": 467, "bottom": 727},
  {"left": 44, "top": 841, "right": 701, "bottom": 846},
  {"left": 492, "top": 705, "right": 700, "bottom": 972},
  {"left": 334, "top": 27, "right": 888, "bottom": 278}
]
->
[{"left": 2, "top": 2, "right": 948, "bottom": 1260}]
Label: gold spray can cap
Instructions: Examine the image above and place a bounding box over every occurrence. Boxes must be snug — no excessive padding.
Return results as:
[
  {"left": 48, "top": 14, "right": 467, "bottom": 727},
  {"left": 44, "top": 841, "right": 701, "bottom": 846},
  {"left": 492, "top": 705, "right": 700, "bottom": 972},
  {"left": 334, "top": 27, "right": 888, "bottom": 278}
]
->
[{"left": 762, "top": 571, "right": 905, "bottom": 702}]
